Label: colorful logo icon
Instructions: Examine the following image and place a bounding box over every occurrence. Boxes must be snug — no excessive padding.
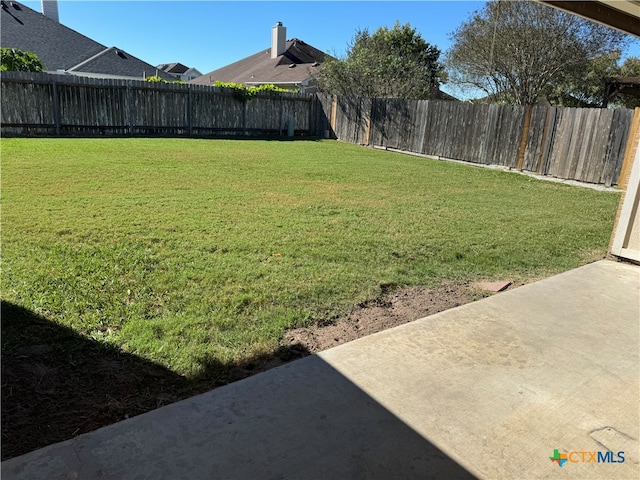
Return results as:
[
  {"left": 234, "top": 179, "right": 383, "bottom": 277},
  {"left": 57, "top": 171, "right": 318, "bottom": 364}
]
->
[{"left": 550, "top": 449, "right": 568, "bottom": 467}]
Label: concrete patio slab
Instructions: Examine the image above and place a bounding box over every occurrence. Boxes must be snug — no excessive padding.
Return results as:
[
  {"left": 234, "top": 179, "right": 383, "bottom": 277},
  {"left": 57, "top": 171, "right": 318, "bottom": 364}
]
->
[{"left": 2, "top": 260, "right": 639, "bottom": 479}]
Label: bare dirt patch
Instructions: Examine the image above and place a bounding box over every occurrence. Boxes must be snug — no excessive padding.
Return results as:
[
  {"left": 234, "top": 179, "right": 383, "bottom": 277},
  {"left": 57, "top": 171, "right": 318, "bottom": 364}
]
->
[
  {"left": 2, "top": 282, "right": 492, "bottom": 460},
  {"left": 282, "top": 282, "right": 488, "bottom": 353}
]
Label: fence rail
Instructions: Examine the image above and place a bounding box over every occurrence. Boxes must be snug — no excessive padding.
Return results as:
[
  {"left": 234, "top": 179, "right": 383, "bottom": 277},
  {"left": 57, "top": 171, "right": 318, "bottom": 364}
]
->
[
  {"left": 0, "top": 71, "right": 321, "bottom": 137},
  {"left": 1, "top": 72, "right": 636, "bottom": 186}
]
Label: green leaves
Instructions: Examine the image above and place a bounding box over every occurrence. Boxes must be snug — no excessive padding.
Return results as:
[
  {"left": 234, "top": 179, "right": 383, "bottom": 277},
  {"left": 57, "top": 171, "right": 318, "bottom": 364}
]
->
[
  {"left": 144, "top": 75, "right": 167, "bottom": 83},
  {"left": 145, "top": 75, "right": 187, "bottom": 84},
  {"left": 0, "top": 47, "right": 45, "bottom": 72},
  {"left": 319, "top": 21, "right": 444, "bottom": 99},
  {"left": 213, "top": 81, "right": 294, "bottom": 102}
]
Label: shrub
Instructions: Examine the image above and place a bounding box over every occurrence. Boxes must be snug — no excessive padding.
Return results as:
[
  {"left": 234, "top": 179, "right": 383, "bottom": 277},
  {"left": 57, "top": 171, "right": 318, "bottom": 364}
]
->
[
  {"left": 213, "top": 81, "right": 295, "bottom": 102},
  {"left": 0, "top": 48, "right": 45, "bottom": 72},
  {"left": 145, "top": 75, "right": 166, "bottom": 83},
  {"left": 145, "top": 76, "right": 187, "bottom": 85}
]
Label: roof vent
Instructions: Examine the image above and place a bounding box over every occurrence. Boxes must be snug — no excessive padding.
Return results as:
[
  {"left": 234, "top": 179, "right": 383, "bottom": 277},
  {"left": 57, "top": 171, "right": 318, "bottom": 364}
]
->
[{"left": 288, "top": 63, "right": 296, "bottom": 68}]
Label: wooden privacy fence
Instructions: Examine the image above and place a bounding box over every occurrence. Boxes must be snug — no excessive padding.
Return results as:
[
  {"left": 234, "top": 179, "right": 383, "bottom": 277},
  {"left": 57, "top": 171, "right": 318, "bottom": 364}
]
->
[
  {"left": 0, "top": 71, "right": 325, "bottom": 137},
  {"left": 2, "top": 72, "right": 636, "bottom": 186},
  {"left": 321, "top": 94, "right": 637, "bottom": 186}
]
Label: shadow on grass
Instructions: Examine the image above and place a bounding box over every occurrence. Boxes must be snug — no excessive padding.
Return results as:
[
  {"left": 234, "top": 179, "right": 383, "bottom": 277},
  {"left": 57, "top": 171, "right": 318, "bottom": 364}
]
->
[
  {"left": 2, "top": 300, "right": 477, "bottom": 479},
  {"left": 0, "top": 301, "right": 310, "bottom": 461}
]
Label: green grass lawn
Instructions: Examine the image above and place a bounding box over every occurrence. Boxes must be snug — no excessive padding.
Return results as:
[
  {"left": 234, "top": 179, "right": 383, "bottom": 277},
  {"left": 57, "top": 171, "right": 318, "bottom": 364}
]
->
[{"left": 1, "top": 138, "right": 621, "bottom": 377}]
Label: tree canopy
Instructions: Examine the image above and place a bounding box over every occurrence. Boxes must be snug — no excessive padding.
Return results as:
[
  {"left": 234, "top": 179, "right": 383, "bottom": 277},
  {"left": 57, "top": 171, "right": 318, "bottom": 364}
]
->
[
  {"left": 318, "top": 22, "right": 444, "bottom": 99},
  {"left": 446, "top": 0, "right": 631, "bottom": 106},
  {"left": 0, "top": 48, "right": 45, "bottom": 72}
]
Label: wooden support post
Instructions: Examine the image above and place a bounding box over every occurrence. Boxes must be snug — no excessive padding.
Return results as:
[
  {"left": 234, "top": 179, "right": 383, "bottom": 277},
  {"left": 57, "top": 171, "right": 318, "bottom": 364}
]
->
[
  {"left": 126, "top": 82, "right": 133, "bottom": 135},
  {"left": 243, "top": 101, "right": 248, "bottom": 136},
  {"left": 609, "top": 107, "right": 640, "bottom": 256},
  {"left": 308, "top": 95, "right": 314, "bottom": 137},
  {"left": 364, "top": 98, "right": 373, "bottom": 146},
  {"left": 535, "top": 107, "right": 552, "bottom": 174},
  {"left": 187, "top": 86, "right": 193, "bottom": 136},
  {"left": 330, "top": 95, "right": 337, "bottom": 138},
  {"left": 279, "top": 96, "right": 284, "bottom": 136},
  {"left": 51, "top": 78, "right": 61, "bottom": 136},
  {"left": 617, "top": 107, "right": 640, "bottom": 191},
  {"left": 516, "top": 105, "right": 532, "bottom": 171}
]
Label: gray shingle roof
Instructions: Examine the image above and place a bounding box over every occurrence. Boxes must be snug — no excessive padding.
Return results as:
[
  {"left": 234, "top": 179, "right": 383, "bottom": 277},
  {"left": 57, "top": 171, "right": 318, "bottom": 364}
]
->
[
  {"left": 1, "top": 1, "right": 173, "bottom": 80},
  {"left": 157, "top": 63, "right": 189, "bottom": 75},
  {"left": 191, "top": 38, "right": 328, "bottom": 86}
]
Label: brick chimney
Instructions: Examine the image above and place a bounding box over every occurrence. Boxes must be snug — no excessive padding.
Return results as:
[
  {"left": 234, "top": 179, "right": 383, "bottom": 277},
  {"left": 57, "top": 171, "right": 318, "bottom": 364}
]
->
[
  {"left": 41, "top": 0, "right": 59, "bottom": 22},
  {"left": 271, "top": 22, "right": 286, "bottom": 59}
]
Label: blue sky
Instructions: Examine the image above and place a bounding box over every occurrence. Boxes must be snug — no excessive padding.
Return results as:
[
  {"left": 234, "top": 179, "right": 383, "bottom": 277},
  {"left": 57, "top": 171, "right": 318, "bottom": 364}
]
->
[{"left": 20, "top": 0, "right": 640, "bottom": 97}]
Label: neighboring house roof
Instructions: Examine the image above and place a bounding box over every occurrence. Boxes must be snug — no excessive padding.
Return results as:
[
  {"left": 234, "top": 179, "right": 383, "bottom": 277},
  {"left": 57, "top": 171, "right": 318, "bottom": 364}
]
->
[
  {"left": 157, "top": 62, "right": 202, "bottom": 80},
  {"left": 0, "top": 1, "right": 173, "bottom": 80},
  {"left": 603, "top": 76, "right": 640, "bottom": 107},
  {"left": 431, "top": 88, "right": 458, "bottom": 101},
  {"left": 606, "top": 76, "right": 640, "bottom": 97},
  {"left": 157, "top": 62, "right": 190, "bottom": 75},
  {"left": 191, "top": 38, "right": 327, "bottom": 87}
]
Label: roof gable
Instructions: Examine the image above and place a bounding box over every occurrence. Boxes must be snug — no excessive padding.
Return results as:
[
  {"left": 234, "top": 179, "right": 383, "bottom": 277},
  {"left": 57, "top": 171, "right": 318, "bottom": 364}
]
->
[
  {"left": 191, "top": 38, "right": 329, "bottom": 86},
  {"left": 1, "top": 1, "right": 104, "bottom": 71},
  {"left": 158, "top": 62, "right": 190, "bottom": 75},
  {"left": 275, "top": 39, "right": 326, "bottom": 66},
  {"left": 0, "top": 1, "right": 173, "bottom": 80}
]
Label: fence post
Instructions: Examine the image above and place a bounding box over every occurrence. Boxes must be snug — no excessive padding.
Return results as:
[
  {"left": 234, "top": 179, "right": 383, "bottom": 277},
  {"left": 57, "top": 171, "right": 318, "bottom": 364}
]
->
[
  {"left": 330, "top": 95, "right": 338, "bottom": 138},
  {"left": 307, "top": 95, "right": 313, "bottom": 137},
  {"left": 535, "top": 107, "right": 550, "bottom": 174},
  {"left": 188, "top": 85, "right": 193, "bottom": 136},
  {"left": 126, "top": 81, "right": 133, "bottom": 135},
  {"left": 51, "top": 76, "right": 61, "bottom": 136},
  {"left": 364, "top": 98, "right": 373, "bottom": 146},
  {"left": 516, "top": 105, "right": 532, "bottom": 171},
  {"left": 243, "top": 101, "right": 248, "bottom": 135},
  {"left": 279, "top": 96, "right": 284, "bottom": 136}
]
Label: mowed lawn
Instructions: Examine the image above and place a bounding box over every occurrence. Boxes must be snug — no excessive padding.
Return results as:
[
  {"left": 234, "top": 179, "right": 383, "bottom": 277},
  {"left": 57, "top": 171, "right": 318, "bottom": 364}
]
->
[{"left": 1, "top": 138, "right": 621, "bottom": 376}]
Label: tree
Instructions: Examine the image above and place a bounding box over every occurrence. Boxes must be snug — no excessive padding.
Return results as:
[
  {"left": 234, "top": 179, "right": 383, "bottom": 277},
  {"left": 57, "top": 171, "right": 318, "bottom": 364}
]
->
[
  {"left": 615, "top": 57, "right": 640, "bottom": 109},
  {"left": 0, "top": 48, "right": 45, "bottom": 72},
  {"left": 550, "top": 54, "right": 640, "bottom": 108},
  {"left": 620, "top": 57, "right": 640, "bottom": 78},
  {"left": 549, "top": 51, "right": 622, "bottom": 107},
  {"left": 446, "top": 0, "right": 630, "bottom": 105},
  {"left": 318, "top": 22, "right": 444, "bottom": 99}
]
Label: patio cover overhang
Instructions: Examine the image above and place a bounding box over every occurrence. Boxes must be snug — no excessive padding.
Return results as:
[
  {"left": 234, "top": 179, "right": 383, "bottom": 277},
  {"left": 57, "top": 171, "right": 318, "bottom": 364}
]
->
[{"left": 536, "top": 1, "right": 640, "bottom": 37}]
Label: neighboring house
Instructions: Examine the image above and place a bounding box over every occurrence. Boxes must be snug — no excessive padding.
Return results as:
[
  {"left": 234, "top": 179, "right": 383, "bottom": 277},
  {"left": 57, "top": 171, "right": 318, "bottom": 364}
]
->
[
  {"left": 156, "top": 63, "right": 202, "bottom": 82},
  {"left": 604, "top": 76, "right": 640, "bottom": 107},
  {"left": 0, "top": 0, "right": 174, "bottom": 81},
  {"left": 190, "top": 22, "right": 328, "bottom": 93},
  {"left": 430, "top": 88, "right": 458, "bottom": 101}
]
